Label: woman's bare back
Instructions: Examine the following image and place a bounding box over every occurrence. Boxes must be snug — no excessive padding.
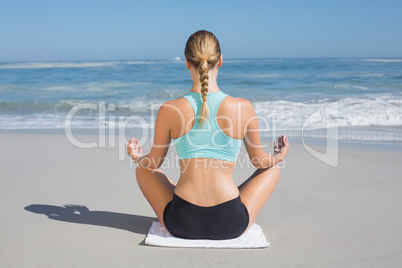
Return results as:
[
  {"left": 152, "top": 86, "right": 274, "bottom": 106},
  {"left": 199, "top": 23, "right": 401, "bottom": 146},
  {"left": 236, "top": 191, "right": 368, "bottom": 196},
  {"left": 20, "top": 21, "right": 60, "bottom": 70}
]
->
[{"left": 168, "top": 93, "right": 249, "bottom": 206}]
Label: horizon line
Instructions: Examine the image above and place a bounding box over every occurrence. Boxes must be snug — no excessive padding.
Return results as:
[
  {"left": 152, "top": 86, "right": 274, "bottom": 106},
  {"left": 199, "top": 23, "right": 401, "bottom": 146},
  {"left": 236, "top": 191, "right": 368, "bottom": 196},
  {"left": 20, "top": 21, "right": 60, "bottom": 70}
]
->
[{"left": 1, "top": 56, "right": 402, "bottom": 64}]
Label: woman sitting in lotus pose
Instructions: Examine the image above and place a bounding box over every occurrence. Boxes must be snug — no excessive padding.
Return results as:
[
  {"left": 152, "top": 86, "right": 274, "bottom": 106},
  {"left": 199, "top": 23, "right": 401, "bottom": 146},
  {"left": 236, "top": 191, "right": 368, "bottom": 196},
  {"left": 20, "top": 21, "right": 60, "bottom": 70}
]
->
[{"left": 128, "top": 30, "right": 289, "bottom": 240}]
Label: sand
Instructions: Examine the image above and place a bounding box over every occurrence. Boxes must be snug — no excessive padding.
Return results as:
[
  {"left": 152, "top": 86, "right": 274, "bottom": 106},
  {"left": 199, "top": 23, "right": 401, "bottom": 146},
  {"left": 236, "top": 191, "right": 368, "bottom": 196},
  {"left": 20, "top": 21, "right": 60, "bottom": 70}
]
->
[{"left": 1, "top": 133, "right": 401, "bottom": 267}]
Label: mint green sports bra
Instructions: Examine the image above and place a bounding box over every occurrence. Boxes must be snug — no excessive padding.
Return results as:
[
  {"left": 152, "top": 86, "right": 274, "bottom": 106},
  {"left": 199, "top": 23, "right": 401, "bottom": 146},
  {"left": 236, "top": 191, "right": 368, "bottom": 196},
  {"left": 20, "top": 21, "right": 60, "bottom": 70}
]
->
[{"left": 173, "top": 91, "right": 242, "bottom": 162}]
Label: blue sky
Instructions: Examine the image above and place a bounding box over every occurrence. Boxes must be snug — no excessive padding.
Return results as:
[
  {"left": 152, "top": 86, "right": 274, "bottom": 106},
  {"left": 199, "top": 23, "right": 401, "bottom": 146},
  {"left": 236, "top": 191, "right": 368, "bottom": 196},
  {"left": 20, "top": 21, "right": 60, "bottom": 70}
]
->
[{"left": 1, "top": 0, "right": 401, "bottom": 62}]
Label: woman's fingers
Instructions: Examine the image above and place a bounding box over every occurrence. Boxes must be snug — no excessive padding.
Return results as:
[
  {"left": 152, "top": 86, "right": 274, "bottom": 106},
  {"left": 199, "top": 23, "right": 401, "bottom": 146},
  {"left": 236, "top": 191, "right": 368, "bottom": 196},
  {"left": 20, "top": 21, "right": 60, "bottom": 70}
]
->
[
  {"left": 283, "top": 135, "right": 289, "bottom": 147},
  {"left": 134, "top": 140, "right": 139, "bottom": 151},
  {"left": 273, "top": 135, "right": 289, "bottom": 155},
  {"left": 128, "top": 138, "right": 135, "bottom": 146},
  {"left": 127, "top": 138, "right": 141, "bottom": 156},
  {"left": 280, "top": 135, "right": 289, "bottom": 157}
]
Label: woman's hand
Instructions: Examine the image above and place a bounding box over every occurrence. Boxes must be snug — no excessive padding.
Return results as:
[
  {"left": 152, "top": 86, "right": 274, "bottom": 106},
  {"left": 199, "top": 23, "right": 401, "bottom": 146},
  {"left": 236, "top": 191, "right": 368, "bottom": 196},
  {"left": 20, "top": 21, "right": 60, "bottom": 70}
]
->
[
  {"left": 127, "top": 138, "right": 142, "bottom": 164},
  {"left": 274, "top": 135, "right": 289, "bottom": 159}
]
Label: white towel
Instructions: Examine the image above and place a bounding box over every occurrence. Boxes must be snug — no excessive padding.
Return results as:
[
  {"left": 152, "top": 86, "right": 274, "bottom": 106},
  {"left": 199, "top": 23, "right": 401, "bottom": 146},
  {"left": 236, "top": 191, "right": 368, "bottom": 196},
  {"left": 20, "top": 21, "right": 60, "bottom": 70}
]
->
[{"left": 145, "top": 221, "right": 270, "bottom": 249}]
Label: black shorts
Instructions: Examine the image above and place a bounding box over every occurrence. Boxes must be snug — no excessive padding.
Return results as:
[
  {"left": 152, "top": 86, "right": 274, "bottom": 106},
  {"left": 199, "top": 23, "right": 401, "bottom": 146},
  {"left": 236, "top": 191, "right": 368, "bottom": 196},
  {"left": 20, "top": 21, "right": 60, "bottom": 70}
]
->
[{"left": 163, "top": 193, "right": 249, "bottom": 240}]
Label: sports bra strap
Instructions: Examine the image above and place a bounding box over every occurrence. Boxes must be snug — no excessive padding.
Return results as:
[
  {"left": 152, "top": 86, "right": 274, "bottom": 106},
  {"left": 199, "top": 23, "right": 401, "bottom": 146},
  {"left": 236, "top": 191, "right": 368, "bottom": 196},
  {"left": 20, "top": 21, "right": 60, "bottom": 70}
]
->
[{"left": 173, "top": 91, "right": 242, "bottom": 162}]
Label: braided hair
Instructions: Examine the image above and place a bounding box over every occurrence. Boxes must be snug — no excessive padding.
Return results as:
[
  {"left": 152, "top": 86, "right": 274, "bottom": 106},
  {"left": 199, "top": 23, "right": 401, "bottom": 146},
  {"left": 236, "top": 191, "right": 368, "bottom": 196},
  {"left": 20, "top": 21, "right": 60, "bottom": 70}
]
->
[{"left": 184, "top": 30, "right": 221, "bottom": 127}]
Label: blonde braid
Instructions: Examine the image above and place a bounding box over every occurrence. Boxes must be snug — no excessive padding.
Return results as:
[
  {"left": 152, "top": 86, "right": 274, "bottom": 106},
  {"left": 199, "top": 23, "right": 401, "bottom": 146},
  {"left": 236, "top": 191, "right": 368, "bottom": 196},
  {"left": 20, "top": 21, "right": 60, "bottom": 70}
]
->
[
  {"left": 184, "top": 30, "right": 221, "bottom": 127},
  {"left": 198, "top": 58, "right": 210, "bottom": 127}
]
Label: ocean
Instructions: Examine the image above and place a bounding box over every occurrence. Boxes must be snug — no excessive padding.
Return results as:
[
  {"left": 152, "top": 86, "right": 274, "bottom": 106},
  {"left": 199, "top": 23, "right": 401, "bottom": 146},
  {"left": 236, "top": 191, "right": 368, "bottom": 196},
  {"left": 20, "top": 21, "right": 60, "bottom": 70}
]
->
[{"left": 0, "top": 58, "right": 401, "bottom": 147}]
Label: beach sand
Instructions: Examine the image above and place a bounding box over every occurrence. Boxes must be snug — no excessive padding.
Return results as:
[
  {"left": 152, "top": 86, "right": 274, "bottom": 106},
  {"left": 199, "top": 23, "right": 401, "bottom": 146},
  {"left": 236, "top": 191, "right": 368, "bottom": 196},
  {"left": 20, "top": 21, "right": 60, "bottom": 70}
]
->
[{"left": 1, "top": 133, "right": 401, "bottom": 267}]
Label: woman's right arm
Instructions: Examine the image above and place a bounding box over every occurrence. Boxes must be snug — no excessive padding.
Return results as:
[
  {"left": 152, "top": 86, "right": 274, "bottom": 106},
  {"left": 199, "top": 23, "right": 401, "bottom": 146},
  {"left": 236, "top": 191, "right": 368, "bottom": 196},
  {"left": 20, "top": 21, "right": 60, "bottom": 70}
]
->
[{"left": 242, "top": 99, "right": 289, "bottom": 169}]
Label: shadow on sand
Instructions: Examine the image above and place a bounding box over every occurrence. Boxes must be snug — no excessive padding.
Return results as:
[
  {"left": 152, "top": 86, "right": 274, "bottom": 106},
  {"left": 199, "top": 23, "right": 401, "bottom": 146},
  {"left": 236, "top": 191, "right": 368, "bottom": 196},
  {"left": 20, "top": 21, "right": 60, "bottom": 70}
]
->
[{"left": 24, "top": 204, "right": 157, "bottom": 235}]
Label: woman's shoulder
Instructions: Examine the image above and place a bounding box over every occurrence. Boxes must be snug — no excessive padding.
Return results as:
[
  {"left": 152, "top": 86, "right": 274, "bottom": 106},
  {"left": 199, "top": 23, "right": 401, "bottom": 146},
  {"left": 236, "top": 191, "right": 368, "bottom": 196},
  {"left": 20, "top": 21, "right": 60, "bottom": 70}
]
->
[
  {"left": 222, "top": 94, "right": 255, "bottom": 112},
  {"left": 164, "top": 95, "right": 189, "bottom": 107},
  {"left": 157, "top": 97, "right": 189, "bottom": 117}
]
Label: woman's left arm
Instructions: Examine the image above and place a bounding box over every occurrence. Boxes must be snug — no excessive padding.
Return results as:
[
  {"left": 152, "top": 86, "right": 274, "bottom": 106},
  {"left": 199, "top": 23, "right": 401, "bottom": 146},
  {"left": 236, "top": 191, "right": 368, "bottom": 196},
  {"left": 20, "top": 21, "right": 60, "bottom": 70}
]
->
[{"left": 127, "top": 103, "right": 173, "bottom": 169}]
